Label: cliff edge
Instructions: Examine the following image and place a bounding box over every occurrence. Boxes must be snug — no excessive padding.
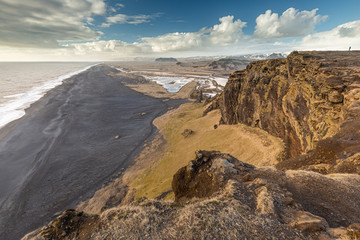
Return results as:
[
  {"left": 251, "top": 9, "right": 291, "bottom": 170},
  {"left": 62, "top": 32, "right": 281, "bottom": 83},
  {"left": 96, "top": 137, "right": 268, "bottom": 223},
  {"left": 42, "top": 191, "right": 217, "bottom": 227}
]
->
[
  {"left": 23, "top": 151, "right": 360, "bottom": 240},
  {"left": 218, "top": 51, "right": 360, "bottom": 174}
]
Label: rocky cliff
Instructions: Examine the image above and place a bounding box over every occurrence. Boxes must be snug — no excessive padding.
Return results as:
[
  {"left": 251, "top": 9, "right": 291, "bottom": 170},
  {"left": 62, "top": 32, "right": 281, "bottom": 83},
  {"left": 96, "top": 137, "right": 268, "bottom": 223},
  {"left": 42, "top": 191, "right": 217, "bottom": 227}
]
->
[{"left": 219, "top": 51, "right": 360, "bottom": 173}]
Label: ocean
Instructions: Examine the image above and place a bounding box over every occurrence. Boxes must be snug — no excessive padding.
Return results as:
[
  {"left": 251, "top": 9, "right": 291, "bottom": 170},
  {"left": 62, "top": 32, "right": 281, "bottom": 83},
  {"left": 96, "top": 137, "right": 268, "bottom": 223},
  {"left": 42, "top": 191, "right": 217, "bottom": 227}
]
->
[{"left": 0, "top": 62, "right": 98, "bottom": 128}]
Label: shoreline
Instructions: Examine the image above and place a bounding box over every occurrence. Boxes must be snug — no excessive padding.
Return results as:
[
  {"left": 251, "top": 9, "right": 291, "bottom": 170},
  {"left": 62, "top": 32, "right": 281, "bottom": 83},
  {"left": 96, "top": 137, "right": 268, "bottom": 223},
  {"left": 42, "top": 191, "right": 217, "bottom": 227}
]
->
[
  {"left": 0, "top": 64, "right": 187, "bottom": 240},
  {"left": 0, "top": 63, "right": 100, "bottom": 129}
]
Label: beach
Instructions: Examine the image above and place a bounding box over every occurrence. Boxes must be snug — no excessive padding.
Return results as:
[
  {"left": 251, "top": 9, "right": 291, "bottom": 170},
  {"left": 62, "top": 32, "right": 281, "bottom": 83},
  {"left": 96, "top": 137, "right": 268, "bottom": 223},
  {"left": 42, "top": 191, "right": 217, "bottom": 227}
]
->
[{"left": 0, "top": 64, "right": 184, "bottom": 239}]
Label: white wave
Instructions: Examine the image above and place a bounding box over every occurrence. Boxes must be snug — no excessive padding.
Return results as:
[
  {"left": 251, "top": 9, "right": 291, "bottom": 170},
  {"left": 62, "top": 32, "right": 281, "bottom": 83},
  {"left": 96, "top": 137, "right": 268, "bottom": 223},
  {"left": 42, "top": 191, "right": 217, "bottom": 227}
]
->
[{"left": 0, "top": 63, "right": 99, "bottom": 129}]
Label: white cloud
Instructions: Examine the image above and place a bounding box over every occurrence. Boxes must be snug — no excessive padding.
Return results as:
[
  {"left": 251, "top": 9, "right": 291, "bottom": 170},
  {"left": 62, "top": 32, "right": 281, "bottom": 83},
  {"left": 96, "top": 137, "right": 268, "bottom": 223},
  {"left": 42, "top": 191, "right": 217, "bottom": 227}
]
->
[
  {"left": 115, "top": 3, "right": 125, "bottom": 9},
  {"left": 254, "top": 8, "right": 327, "bottom": 38},
  {"left": 210, "top": 16, "right": 247, "bottom": 45},
  {"left": 101, "top": 14, "right": 154, "bottom": 27},
  {"left": 299, "top": 20, "right": 360, "bottom": 50},
  {"left": 57, "top": 15, "right": 248, "bottom": 59},
  {"left": 141, "top": 30, "right": 206, "bottom": 52},
  {"left": 88, "top": 0, "right": 106, "bottom": 15},
  {"left": 140, "top": 15, "right": 247, "bottom": 52},
  {"left": 0, "top": 0, "right": 106, "bottom": 48},
  {"left": 65, "top": 16, "right": 360, "bottom": 60}
]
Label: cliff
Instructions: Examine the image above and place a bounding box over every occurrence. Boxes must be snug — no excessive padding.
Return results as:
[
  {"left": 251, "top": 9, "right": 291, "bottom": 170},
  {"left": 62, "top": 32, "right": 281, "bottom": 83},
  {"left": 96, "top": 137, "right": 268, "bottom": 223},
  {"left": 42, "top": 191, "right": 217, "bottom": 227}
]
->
[{"left": 219, "top": 51, "right": 360, "bottom": 173}]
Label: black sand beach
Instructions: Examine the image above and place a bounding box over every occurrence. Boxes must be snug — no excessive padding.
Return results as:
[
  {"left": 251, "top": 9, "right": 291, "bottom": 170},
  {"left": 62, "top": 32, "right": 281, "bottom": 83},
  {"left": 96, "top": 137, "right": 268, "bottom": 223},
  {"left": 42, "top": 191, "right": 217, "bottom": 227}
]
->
[{"left": 0, "top": 65, "right": 183, "bottom": 239}]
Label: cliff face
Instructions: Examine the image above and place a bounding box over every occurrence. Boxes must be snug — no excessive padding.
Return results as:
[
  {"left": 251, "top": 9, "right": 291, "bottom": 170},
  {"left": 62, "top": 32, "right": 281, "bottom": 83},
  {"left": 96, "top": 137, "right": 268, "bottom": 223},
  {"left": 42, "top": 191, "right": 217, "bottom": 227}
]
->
[{"left": 220, "top": 51, "right": 360, "bottom": 172}]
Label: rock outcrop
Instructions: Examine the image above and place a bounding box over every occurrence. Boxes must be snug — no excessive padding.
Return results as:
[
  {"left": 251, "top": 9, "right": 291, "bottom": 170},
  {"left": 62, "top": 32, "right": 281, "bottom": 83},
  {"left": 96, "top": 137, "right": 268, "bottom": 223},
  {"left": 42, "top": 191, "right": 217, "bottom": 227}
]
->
[
  {"left": 218, "top": 51, "right": 360, "bottom": 173},
  {"left": 24, "top": 151, "right": 360, "bottom": 240},
  {"left": 23, "top": 209, "right": 100, "bottom": 240}
]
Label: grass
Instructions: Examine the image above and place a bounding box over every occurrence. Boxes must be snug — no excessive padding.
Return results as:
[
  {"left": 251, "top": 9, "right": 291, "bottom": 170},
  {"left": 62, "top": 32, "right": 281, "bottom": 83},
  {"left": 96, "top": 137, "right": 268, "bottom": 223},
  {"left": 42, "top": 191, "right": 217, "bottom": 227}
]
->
[{"left": 130, "top": 103, "right": 284, "bottom": 200}]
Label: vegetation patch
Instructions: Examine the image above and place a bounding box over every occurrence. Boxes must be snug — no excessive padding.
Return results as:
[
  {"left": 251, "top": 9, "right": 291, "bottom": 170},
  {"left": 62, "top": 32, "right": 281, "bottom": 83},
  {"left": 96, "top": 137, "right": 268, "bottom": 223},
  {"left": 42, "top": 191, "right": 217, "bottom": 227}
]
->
[{"left": 131, "top": 103, "right": 284, "bottom": 200}]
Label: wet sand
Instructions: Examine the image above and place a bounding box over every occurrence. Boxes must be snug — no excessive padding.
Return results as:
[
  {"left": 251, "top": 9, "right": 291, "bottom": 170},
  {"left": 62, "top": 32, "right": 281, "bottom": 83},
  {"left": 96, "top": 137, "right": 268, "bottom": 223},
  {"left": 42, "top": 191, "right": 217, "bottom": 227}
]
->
[{"left": 0, "top": 65, "right": 184, "bottom": 239}]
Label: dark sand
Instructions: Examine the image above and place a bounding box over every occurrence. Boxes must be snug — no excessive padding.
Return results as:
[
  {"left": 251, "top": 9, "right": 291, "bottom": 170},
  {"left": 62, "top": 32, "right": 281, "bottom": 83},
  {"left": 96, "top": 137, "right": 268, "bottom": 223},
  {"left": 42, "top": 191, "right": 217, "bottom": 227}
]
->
[{"left": 0, "top": 65, "right": 183, "bottom": 239}]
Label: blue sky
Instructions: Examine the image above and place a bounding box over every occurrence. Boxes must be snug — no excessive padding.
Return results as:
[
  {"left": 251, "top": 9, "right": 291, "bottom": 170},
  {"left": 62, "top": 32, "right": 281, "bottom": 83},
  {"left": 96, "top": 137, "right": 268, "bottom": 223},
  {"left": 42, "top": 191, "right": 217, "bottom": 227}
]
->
[
  {"left": 0, "top": 0, "right": 359, "bottom": 60},
  {"left": 98, "top": 0, "right": 359, "bottom": 42}
]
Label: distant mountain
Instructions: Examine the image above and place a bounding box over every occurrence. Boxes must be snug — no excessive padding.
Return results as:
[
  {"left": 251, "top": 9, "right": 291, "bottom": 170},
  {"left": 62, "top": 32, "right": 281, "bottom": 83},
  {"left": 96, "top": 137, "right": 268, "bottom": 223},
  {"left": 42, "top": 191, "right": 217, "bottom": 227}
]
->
[
  {"left": 267, "top": 53, "right": 287, "bottom": 59},
  {"left": 207, "top": 58, "right": 249, "bottom": 72},
  {"left": 155, "top": 57, "right": 178, "bottom": 62},
  {"left": 230, "top": 53, "right": 287, "bottom": 61}
]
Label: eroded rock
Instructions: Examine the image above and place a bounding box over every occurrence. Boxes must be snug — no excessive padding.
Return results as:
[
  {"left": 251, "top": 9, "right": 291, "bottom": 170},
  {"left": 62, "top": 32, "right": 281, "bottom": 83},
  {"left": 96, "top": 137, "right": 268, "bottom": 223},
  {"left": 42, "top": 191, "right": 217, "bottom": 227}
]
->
[
  {"left": 219, "top": 51, "right": 360, "bottom": 174},
  {"left": 288, "top": 211, "right": 329, "bottom": 232},
  {"left": 172, "top": 150, "right": 253, "bottom": 202}
]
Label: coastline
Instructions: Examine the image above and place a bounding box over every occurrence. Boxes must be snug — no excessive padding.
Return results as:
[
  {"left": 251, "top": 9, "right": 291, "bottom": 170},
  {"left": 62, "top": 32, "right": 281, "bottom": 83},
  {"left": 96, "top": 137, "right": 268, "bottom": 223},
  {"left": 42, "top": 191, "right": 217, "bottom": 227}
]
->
[
  {"left": 0, "top": 63, "right": 100, "bottom": 129},
  {"left": 0, "top": 64, "right": 187, "bottom": 239}
]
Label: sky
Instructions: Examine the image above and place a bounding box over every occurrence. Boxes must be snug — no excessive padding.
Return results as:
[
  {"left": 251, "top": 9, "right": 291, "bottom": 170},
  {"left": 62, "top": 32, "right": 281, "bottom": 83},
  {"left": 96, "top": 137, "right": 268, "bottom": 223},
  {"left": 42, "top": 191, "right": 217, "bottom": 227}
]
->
[{"left": 0, "top": 0, "right": 359, "bottom": 61}]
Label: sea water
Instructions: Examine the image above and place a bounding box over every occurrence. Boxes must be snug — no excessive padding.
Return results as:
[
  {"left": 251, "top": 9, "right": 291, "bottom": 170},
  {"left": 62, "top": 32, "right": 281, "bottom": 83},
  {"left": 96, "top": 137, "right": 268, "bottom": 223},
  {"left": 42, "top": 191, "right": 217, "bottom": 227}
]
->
[{"left": 0, "top": 62, "right": 98, "bottom": 128}]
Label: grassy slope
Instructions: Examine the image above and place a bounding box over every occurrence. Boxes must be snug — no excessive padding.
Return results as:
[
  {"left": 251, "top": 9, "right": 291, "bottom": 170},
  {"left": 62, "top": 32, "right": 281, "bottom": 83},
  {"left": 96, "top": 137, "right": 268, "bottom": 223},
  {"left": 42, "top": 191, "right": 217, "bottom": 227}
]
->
[{"left": 131, "top": 103, "right": 284, "bottom": 200}]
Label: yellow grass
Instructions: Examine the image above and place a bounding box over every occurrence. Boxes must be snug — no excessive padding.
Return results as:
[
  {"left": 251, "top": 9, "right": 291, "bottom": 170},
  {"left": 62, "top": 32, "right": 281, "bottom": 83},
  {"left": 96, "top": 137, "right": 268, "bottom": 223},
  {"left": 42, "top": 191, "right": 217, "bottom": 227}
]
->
[{"left": 131, "top": 103, "right": 284, "bottom": 200}]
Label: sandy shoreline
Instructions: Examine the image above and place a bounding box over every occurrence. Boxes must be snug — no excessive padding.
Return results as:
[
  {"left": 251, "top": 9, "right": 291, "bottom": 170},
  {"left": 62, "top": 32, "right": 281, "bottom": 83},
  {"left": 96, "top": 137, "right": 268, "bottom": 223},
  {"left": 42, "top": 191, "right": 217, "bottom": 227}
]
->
[{"left": 0, "top": 64, "right": 186, "bottom": 239}]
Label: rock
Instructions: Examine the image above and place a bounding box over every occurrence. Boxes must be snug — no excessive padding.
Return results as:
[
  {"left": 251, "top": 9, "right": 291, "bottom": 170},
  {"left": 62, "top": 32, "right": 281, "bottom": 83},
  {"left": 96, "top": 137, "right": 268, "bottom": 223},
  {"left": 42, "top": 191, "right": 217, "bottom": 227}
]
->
[
  {"left": 171, "top": 150, "right": 253, "bottom": 202},
  {"left": 242, "top": 173, "right": 252, "bottom": 182},
  {"left": 203, "top": 94, "right": 221, "bottom": 116},
  {"left": 288, "top": 211, "right": 329, "bottom": 232},
  {"left": 36, "top": 209, "right": 99, "bottom": 240},
  {"left": 347, "top": 223, "right": 360, "bottom": 239},
  {"left": 219, "top": 51, "right": 360, "bottom": 174},
  {"left": 256, "top": 186, "right": 275, "bottom": 215},
  {"left": 190, "top": 89, "right": 203, "bottom": 103},
  {"left": 283, "top": 197, "right": 294, "bottom": 206},
  {"left": 328, "top": 90, "right": 344, "bottom": 103},
  {"left": 181, "top": 129, "right": 194, "bottom": 138}
]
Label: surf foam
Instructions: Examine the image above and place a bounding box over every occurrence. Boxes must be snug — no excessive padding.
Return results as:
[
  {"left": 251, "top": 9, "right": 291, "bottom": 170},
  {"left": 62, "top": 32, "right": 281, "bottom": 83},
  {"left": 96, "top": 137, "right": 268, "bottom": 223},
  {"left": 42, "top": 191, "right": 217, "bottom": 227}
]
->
[{"left": 0, "top": 63, "right": 99, "bottom": 129}]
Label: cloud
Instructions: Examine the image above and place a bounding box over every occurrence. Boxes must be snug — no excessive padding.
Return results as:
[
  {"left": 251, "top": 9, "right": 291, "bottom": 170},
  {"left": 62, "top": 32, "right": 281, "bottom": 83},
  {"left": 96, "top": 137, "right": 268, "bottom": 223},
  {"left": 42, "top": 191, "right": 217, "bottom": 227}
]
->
[
  {"left": 0, "top": 0, "right": 106, "bottom": 48},
  {"left": 63, "top": 15, "right": 248, "bottom": 59},
  {"left": 254, "top": 8, "right": 327, "bottom": 38},
  {"left": 210, "top": 16, "right": 247, "bottom": 45},
  {"left": 299, "top": 20, "right": 360, "bottom": 50},
  {"left": 115, "top": 3, "right": 125, "bottom": 9},
  {"left": 140, "top": 15, "right": 246, "bottom": 52},
  {"left": 101, "top": 13, "right": 156, "bottom": 27}
]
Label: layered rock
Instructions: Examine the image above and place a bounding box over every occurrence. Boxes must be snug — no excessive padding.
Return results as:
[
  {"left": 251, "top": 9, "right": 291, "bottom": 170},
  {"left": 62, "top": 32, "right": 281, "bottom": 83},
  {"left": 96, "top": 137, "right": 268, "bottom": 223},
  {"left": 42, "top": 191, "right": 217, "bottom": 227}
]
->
[{"left": 219, "top": 51, "right": 360, "bottom": 173}]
